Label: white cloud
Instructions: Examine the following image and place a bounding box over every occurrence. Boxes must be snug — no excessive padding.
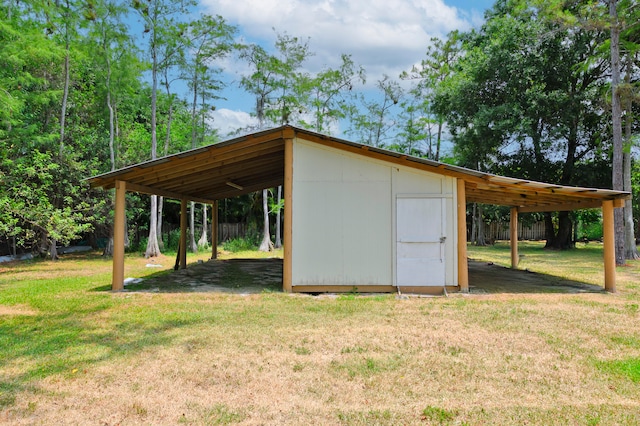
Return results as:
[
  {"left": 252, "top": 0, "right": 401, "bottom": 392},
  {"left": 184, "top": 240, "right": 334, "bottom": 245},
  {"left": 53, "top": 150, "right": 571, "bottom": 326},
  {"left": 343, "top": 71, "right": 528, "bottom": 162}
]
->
[
  {"left": 210, "top": 109, "right": 259, "bottom": 137},
  {"left": 201, "top": 0, "right": 475, "bottom": 82}
]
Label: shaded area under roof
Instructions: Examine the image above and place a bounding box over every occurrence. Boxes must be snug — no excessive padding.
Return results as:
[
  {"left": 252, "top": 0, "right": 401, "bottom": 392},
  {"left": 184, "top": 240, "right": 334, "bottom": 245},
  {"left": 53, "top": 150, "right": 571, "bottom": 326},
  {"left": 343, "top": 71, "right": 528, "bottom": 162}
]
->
[{"left": 88, "top": 125, "right": 630, "bottom": 212}]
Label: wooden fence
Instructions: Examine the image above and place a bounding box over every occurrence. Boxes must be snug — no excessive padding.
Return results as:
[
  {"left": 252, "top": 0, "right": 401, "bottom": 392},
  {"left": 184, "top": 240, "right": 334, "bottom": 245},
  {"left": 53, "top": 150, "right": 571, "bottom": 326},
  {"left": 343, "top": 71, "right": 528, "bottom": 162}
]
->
[
  {"left": 161, "top": 222, "right": 248, "bottom": 243},
  {"left": 487, "top": 220, "right": 546, "bottom": 241},
  {"left": 217, "top": 223, "right": 248, "bottom": 242}
]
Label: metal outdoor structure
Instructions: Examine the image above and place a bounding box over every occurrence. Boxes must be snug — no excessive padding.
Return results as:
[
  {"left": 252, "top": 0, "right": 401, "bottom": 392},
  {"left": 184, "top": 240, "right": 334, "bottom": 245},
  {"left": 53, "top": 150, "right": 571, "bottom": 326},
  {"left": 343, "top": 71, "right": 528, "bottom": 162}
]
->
[{"left": 88, "top": 125, "right": 630, "bottom": 293}]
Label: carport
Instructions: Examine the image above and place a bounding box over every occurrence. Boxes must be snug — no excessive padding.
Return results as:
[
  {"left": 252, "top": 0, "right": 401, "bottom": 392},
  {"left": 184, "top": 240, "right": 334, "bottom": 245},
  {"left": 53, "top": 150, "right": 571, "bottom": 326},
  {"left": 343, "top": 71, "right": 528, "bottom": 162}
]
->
[{"left": 88, "top": 125, "right": 630, "bottom": 293}]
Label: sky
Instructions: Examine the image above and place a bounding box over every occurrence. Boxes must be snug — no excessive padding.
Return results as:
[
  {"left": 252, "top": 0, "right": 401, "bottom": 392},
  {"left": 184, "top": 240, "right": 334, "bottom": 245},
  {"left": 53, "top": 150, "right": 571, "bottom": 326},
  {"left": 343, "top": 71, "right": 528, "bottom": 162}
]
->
[{"left": 197, "top": 0, "right": 497, "bottom": 137}]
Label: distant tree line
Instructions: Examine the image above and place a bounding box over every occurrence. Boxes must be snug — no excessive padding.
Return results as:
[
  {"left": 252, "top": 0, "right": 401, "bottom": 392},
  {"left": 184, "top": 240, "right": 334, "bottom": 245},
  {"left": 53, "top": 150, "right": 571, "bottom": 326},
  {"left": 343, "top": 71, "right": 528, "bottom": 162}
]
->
[{"left": 0, "top": 0, "right": 638, "bottom": 262}]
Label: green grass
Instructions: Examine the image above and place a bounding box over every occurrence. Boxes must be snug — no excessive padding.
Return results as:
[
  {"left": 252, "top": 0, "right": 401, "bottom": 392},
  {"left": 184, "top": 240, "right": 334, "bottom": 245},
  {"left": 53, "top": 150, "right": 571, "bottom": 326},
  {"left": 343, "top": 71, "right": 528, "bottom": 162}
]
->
[
  {"left": 421, "top": 405, "right": 458, "bottom": 424},
  {"left": 596, "top": 358, "right": 640, "bottom": 382},
  {"left": 1, "top": 242, "right": 639, "bottom": 423}
]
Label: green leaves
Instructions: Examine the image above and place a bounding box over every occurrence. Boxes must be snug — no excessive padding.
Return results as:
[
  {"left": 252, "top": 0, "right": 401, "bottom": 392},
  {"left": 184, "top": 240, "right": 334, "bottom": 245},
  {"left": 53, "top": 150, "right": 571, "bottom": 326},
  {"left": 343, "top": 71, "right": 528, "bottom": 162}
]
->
[
  {"left": 436, "top": 1, "right": 610, "bottom": 185},
  {"left": 239, "top": 32, "right": 312, "bottom": 129},
  {"left": 0, "top": 150, "right": 93, "bottom": 249}
]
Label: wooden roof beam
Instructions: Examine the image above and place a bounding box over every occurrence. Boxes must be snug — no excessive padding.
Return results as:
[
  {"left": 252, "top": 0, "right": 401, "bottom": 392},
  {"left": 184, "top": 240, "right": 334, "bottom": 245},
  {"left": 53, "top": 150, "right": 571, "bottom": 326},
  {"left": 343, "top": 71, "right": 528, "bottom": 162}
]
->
[
  {"left": 198, "top": 177, "right": 285, "bottom": 201},
  {"left": 89, "top": 133, "right": 285, "bottom": 187},
  {"left": 159, "top": 154, "right": 283, "bottom": 191},
  {"left": 129, "top": 141, "right": 284, "bottom": 186},
  {"left": 123, "top": 181, "right": 214, "bottom": 204},
  {"left": 176, "top": 167, "right": 284, "bottom": 196}
]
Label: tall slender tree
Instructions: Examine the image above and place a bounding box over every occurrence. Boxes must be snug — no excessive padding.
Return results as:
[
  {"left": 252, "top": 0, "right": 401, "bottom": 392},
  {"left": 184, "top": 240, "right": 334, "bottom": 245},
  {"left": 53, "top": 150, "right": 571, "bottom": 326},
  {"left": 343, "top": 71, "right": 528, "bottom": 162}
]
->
[
  {"left": 183, "top": 14, "right": 235, "bottom": 252},
  {"left": 346, "top": 75, "right": 402, "bottom": 148},
  {"left": 301, "top": 54, "right": 365, "bottom": 133},
  {"left": 131, "top": 0, "right": 195, "bottom": 258},
  {"left": 401, "top": 33, "right": 460, "bottom": 161},
  {"left": 239, "top": 33, "right": 312, "bottom": 252},
  {"left": 610, "top": 0, "right": 625, "bottom": 265},
  {"left": 623, "top": 52, "right": 639, "bottom": 259},
  {"left": 90, "top": 0, "right": 138, "bottom": 256}
]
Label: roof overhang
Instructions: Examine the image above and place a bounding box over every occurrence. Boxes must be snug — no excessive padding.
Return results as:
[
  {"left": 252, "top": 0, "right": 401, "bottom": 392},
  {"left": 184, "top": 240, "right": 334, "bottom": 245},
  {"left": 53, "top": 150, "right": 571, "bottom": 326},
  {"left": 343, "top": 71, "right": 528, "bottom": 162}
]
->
[{"left": 87, "top": 125, "right": 630, "bottom": 212}]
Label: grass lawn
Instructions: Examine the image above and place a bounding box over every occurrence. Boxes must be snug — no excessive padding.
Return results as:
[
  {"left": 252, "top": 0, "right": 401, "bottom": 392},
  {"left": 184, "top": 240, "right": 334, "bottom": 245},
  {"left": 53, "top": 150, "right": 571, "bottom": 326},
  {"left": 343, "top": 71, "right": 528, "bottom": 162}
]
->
[{"left": 1, "top": 242, "right": 640, "bottom": 425}]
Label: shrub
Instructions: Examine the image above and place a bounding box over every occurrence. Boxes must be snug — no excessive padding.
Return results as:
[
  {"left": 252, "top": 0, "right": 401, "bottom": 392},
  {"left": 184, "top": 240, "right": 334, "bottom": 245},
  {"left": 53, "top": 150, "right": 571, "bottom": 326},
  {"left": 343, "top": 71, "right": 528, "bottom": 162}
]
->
[
  {"left": 163, "top": 229, "right": 181, "bottom": 251},
  {"left": 132, "top": 237, "right": 148, "bottom": 253},
  {"left": 579, "top": 221, "right": 603, "bottom": 241},
  {"left": 222, "top": 234, "right": 260, "bottom": 252}
]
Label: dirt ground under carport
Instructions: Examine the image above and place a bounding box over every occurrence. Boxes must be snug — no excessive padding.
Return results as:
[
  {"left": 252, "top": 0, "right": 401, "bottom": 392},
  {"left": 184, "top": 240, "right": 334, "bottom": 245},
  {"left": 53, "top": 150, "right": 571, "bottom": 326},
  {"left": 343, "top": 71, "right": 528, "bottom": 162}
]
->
[
  {"left": 126, "top": 257, "right": 604, "bottom": 294},
  {"left": 467, "top": 259, "right": 604, "bottom": 294}
]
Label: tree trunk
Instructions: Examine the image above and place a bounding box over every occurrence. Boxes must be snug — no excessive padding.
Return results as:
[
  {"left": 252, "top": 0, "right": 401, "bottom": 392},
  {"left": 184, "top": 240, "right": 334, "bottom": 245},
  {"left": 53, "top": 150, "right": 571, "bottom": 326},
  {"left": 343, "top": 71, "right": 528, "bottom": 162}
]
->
[
  {"left": 544, "top": 213, "right": 555, "bottom": 248},
  {"left": 259, "top": 189, "right": 272, "bottom": 252},
  {"left": 198, "top": 204, "right": 208, "bottom": 249},
  {"left": 107, "top": 69, "right": 115, "bottom": 169},
  {"left": 157, "top": 196, "right": 164, "bottom": 251},
  {"left": 435, "top": 118, "right": 443, "bottom": 162},
  {"left": 124, "top": 214, "right": 130, "bottom": 249},
  {"left": 275, "top": 185, "right": 282, "bottom": 248},
  {"left": 59, "top": 43, "right": 70, "bottom": 157},
  {"left": 610, "top": 0, "right": 625, "bottom": 265},
  {"left": 189, "top": 201, "right": 198, "bottom": 252},
  {"left": 146, "top": 11, "right": 160, "bottom": 257},
  {"left": 157, "top": 91, "right": 172, "bottom": 253},
  {"left": 545, "top": 212, "right": 573, "bottom": 250},
  {"left": 474, "top": 204, "right": 486, "bottom": 246},
  {"left": 103, "top": 236, "right": 114, "bottom": 257},
  {"left": 145, "top": 195, "right": 161, "bottom": 258},
  {"left": 623, "top": 53, "right": 639, "bottom": 259},
  {"left": 470, "top": 203, "right": 477, "bottom": 243},
  {"left": 49, "top": 238, "right": 58, "bottom": 261}
]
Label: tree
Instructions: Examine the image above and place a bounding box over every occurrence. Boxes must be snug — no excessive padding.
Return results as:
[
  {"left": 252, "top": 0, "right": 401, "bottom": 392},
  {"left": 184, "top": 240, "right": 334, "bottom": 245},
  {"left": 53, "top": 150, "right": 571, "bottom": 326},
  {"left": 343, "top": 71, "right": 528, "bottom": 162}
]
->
[
  {"left": 622, "top": 51, "right": 639, "bottom": 259},
  {"left": 610, "top": 0, "right": 625, "bottom": 265},
  {"left": 183, "top": 14, "right": 235, "bottom": 252},
  {"left": 0, "top": 1, "right": 106, "bottom": 259},
  {"left": 240, "top": 33, "right": 312, "bottom": 252},
  {"left": 401, "top": 33, "right": 461, "bottom": 161},
  {"left": 619, "top": 1, "right": 640, "bottom": 259},
  {"left": 89, "top": 0, "right": 139, "bottom": 256},
  {"left": 436, "top": 0, "right": 610, "bottom": 249},
  {"left": 393, "top": 95, "right": 431, "bottom": 157},
  {"left": 300, "top": 54, "right": 365, "bottom": 134},
  {"left": 346, "top": 75, "right": 402, "bottom": 148},
  {"left": 40, "top": 0, "right": 88, "bottom": 258},
  {"left": 132, "top": 0, "right": 195, "bottom": 259}
]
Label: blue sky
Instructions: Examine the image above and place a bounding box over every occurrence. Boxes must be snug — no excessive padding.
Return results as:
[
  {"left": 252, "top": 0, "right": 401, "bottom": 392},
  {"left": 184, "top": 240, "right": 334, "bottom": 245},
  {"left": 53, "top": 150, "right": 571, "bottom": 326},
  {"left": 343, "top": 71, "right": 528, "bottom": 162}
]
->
[{"left": 194, "top": 0, "right": 497, "bottom": 136}]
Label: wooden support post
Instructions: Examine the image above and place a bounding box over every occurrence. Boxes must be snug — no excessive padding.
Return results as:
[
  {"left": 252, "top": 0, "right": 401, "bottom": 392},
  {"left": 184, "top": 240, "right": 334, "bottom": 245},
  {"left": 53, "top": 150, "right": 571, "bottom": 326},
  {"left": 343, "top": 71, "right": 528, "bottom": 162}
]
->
[
  {"left": 602, "top": 200, "right": 616, "bottom": 293},
  {"left": 283, "top": 137, "right": 293, "bottom": 293},
  {"left": 112, "top": 180, "right": 126, "bottom": 291},
  {"left": 180, "top": 199, "right": 187, "bottom": 270},
  {"left": 457, "top": 178, "right": 469, "bottom": 292},
  {"left": 211, "top": 201, "right": 218, "bottom": 260},
  {"left": 510, "top": 207, "right": 519, "bottom": 269}
]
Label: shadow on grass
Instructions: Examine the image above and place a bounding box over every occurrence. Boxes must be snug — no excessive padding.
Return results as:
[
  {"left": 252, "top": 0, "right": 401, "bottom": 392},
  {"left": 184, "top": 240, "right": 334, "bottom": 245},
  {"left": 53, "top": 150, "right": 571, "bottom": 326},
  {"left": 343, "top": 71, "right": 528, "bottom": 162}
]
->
[{"left": 0, "top": 304, "right": 199, "bottom": 410}]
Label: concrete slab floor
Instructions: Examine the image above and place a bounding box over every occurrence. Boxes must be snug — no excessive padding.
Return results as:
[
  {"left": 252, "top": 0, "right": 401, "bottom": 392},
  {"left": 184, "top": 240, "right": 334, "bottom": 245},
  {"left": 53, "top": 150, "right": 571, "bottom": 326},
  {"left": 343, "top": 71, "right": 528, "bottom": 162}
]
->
[
  {"left": 468, "top": 260, "right": 604, "bottom": 294},
  {"left": 123, "top": 258, "right": 603, "bottom": 295}
]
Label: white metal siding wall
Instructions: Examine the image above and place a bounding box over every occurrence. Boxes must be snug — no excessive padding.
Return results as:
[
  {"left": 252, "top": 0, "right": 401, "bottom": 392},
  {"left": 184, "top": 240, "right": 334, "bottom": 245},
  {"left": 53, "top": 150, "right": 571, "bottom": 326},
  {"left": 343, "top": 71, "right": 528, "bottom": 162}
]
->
[
  {"left": 291, "top": 139, "right": 457, "bottom": 287},
  {"left": 292, "top": 140, "right": 392, "bottom": 286}
]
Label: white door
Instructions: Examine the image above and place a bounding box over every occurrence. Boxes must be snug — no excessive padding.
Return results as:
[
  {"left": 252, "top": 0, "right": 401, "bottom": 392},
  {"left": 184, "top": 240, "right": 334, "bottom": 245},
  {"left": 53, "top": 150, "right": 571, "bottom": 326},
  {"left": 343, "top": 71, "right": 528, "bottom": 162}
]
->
[{"left": 396, "top": 197, "right": 446, "bottom": 287}]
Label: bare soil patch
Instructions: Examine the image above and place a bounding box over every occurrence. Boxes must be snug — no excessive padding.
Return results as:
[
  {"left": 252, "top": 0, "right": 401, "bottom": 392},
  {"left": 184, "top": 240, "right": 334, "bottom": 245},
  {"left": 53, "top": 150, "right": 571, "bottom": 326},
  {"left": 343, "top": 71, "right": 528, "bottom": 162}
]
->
[
  {"left": 125, "top": 258, "right": 283, "bottom": 293},
  {"left": 469, "top": 260, "right": 605, "bottom": 294},
  {"left": 124, "top": 257, "right": 604, "bottom": 295}
]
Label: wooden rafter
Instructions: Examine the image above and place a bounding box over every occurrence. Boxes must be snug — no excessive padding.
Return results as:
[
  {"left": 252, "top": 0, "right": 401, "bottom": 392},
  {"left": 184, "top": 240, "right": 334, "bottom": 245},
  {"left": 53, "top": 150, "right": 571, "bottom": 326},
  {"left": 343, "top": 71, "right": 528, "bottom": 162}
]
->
[{"left": 87, "top": 125, "right": 630, "bottom": 209}]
